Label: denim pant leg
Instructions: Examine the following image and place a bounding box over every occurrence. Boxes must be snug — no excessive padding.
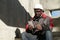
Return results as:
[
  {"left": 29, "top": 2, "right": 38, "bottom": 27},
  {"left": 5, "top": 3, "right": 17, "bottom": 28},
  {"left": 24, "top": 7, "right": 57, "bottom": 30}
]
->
[
  {"left": 46, "top": 31, "right": 53, "bottom": 40},
  {"left": 22, "top": 32, "right": 38, "bottom": 40},
  {"left": 21, "top": 32, "right": 28, "bottom": 40}
]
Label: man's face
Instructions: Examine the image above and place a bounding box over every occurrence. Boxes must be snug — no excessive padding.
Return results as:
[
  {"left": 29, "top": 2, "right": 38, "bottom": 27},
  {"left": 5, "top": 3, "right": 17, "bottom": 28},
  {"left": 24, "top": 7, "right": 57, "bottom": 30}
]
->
[{"left": 34, "top": 9, "right": 43, "bottom": 17}]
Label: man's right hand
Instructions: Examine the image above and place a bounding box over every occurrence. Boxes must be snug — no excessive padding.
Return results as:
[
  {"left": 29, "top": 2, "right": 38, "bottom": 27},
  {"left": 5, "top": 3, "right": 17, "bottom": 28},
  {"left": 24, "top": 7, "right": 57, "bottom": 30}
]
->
[
  {"left": 36, "top": 24, "right": 42, "bottom": 30},
  {"left": 28, "top": 25, "right": 33, "bottom": 30}
]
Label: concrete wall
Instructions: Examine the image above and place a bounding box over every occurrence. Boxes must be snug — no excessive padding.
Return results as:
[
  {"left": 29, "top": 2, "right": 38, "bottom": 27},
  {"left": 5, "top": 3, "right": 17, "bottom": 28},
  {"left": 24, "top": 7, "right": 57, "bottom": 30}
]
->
[{"left": 40, "top": 0, "right": 60, "bottom": 10}]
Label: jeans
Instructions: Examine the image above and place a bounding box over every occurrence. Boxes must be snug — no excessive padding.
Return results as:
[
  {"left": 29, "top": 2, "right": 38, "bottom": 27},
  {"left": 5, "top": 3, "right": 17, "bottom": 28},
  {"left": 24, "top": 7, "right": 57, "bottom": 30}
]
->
[
  {"left": 46, "top": 30, "right": 53, "bottom": 40},
  {"left": 22, "top": 31, "right": 53, "bottom": 40},
  {"left": 22, "top": 32, "right": 38, "bottom": 40}
]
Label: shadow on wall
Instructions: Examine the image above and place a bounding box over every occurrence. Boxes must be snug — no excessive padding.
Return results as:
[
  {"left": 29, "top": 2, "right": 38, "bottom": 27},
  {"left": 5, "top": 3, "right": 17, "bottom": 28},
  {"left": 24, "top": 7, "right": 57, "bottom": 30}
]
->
[
  {"left": 53, "top": 17, "right": 60, "bottom": 27},
  {"left": 0, "top": 0, "right": 31, "bottom": 28}
]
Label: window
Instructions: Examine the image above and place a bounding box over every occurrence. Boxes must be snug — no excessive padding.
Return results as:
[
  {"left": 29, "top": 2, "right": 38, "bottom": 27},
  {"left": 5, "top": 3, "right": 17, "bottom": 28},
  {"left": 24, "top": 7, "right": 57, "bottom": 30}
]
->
[{"left": 51, "top": 10, "right": 60, "bottom": 18}]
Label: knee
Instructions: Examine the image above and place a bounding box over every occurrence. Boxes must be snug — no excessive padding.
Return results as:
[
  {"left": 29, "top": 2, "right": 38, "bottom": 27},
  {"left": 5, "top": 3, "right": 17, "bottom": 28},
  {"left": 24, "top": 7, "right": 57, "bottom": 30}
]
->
[
  {"left": 46, "top": 31, "right": 52, "bottom": 36},
  {"left": 46, "top": 31, "right": 52, "bottom": 34},
  {"left": 22, "top": 32, "right": 26, "bottom": 36}
]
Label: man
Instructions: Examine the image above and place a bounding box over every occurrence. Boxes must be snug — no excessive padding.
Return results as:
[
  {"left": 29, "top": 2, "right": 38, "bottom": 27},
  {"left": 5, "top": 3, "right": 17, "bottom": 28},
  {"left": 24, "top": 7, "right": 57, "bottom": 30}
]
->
[
  {"left": 22, "top": 4, "right": 54, "bottom": 40},
  {"left": 32, "top": 4, "right": 54, "bottom": 40}
]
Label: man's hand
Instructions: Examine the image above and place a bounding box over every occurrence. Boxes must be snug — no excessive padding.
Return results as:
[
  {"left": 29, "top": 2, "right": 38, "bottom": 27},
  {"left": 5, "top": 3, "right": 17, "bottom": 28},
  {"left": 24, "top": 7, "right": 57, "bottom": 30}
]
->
[
  {"left": 28, "top": 25, "right": 33, "bottom": 30},
  {"left": 36, "top": 24, "right": 42, "bottom": 30}
]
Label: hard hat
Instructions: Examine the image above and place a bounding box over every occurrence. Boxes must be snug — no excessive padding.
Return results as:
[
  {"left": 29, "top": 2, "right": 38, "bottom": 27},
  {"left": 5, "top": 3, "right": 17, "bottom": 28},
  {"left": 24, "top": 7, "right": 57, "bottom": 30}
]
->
[{"left": 34, "top": 4, "right": 43, "bottom": 10}]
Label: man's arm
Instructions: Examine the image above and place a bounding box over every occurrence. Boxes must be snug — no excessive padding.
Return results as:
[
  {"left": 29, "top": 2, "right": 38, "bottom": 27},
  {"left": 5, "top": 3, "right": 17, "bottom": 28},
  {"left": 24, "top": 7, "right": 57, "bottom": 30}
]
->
[
  {"left": 44, "top": 17, "right": 50, "bottom": 26},
  {"left": 44, "top": 16, "right": 54, "bottom": 30}
]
